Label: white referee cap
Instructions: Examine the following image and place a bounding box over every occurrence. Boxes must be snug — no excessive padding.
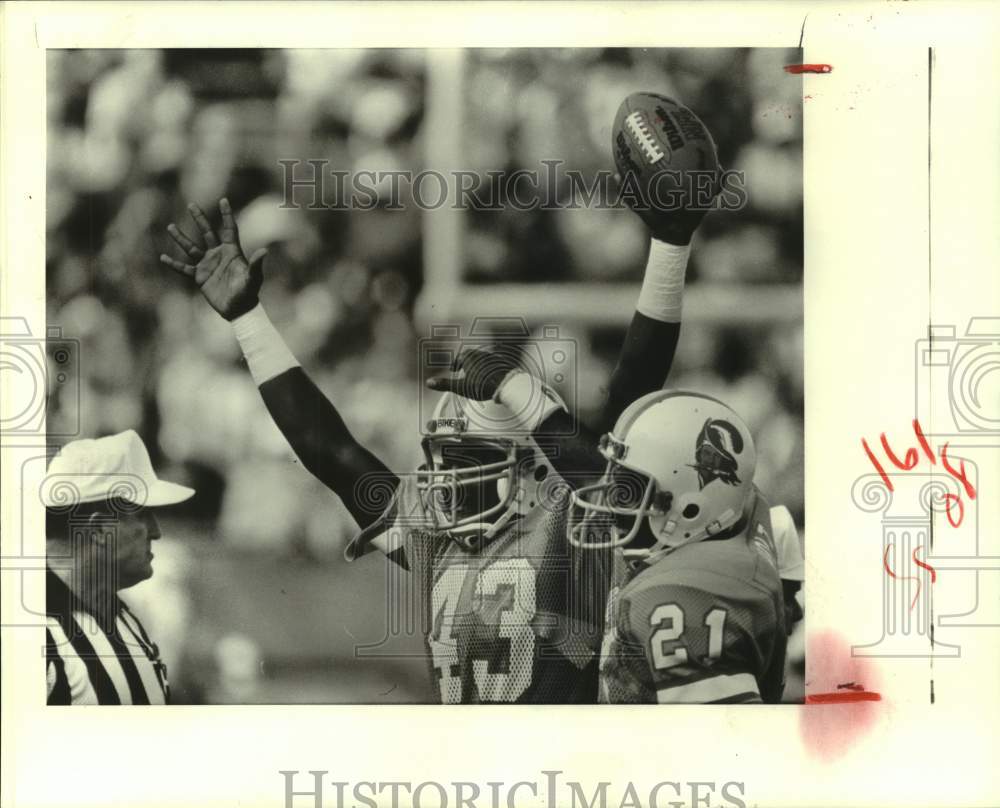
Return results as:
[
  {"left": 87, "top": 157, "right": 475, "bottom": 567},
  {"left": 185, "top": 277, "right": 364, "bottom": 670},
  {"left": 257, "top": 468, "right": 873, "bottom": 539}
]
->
[{"left": 41, "top": 430, "right": 195, "bottom": 509}]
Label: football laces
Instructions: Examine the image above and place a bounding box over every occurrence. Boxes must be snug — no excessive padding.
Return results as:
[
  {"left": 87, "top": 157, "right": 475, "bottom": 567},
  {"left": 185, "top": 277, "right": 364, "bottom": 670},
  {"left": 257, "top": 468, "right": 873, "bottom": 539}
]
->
[{"left": 624, "top": 110, "right": 665, "bottom": 165}]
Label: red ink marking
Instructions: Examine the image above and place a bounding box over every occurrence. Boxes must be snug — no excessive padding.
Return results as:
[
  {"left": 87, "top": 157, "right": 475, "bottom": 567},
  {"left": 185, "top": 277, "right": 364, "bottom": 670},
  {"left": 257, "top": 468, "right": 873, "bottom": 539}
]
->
[
  {"left": 883, "top": 544, "right": 922, "bottom": 610},
  {"left": 803, "top": 94, "right": 814, "bottom": 100},
  {"left": 862, "top": 438, "right": 893, "bottom": 490},
  {"left": 800, "top": 631, "right": 882, "bottom": 761},
  {"left": 880, "top": 432, "right": 918, "bottom": 470},
  {"left": 882, "top": 544, "right": 896, "bottom": 577},
  {"left": 836, "top": 681, "right": 864, "bottom": 691},
  {"left": 806, "top": 691, "right": 882, "bottom": 704},
  {"left": 944, "top": 493, "right": 964, "bottom": 528},
  {"left": 912, "top": 545, "right": 937, "bottom": 583},
  {"left": 862, "top": 423, "right": 974, "bottom": 529},
  {"left": 913, "top": 419, "right": 936, "bottom": 464},
  {"left": 940, "top": 443, "right": 976, "bottom": 499},
  {"left": 785, "top": 63, "right": 833, "bottom": 74}
]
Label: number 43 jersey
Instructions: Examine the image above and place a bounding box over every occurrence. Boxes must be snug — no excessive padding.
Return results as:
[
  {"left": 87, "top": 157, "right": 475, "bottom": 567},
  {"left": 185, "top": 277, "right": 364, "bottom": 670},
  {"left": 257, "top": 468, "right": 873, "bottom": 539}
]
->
[
  {"left": 370, "top": 474, "right": 611, "bottom": 704},
  {"left": 599, "top": 490, "right": 788, "bottom": 704}
]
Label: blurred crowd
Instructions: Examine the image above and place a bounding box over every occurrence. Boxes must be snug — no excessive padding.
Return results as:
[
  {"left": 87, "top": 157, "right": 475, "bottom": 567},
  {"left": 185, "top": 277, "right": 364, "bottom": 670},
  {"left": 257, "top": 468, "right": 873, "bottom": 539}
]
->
[
  {"left": 45, "top": 48, "right": 803, "bottom": 702},
  {"left": 463, "top": 48, "right": 802, "bottom": 285}
]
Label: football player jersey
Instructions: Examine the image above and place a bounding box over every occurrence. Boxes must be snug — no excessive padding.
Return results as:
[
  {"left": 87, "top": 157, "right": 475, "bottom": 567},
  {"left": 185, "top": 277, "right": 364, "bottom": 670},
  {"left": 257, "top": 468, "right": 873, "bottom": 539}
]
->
[
  {"left": 770, "top": 504, "right": 804, "bottom": 582},
  {"left": 599, "top": 489, "right": 787, "bottom": 704},
  {"left": 364, "top": 473, "right": 611, "bottom": 704}
]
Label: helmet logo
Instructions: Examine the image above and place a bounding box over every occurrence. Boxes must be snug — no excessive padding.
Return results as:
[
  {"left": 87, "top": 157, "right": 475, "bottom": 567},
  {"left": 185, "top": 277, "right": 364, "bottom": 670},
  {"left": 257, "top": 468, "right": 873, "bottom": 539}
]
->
[
  {"left": 691, "top": 418, "right": 743, "bottom": 489},
  {"left": 431, "top": 418, "right": 467, "bottom": 433}
]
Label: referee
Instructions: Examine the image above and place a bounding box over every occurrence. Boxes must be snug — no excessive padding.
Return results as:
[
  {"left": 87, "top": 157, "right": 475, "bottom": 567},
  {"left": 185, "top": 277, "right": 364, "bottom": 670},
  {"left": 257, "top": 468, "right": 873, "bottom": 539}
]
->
[{"left": 44, "top": 430, "right": 194, "bottom": 705}]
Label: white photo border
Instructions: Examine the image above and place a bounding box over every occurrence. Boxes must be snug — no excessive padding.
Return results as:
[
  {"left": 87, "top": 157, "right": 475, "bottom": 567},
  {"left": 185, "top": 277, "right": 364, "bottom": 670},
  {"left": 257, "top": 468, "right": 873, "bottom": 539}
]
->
[{"left": 2, "top": 3, "right": 999, "bottom": 807}]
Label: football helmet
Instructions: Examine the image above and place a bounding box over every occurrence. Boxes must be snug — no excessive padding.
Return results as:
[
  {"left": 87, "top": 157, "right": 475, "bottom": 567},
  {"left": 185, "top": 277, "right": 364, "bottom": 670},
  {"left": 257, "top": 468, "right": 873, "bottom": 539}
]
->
[
  {"left": 569, "top": 390, "right": 756, "bottom": 556},
  {"left": 417, "top": 391, "right": 552, "bottom": 547}
]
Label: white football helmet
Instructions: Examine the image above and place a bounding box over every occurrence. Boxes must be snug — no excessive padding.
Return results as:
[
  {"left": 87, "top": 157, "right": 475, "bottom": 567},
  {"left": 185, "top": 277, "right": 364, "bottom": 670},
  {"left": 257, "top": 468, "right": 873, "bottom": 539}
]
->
[
  {"left": 416, "top": 391, "right": 552, "bottom": 547},
  {"left": 569, "top": 390, "right": 756, "bottom": 556}
]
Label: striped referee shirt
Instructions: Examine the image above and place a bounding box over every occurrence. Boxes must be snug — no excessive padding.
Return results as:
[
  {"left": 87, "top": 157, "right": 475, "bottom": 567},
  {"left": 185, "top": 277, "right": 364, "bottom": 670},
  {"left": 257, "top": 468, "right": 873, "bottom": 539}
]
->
[{"left": 45, "top": 567, "right": 170, "bottom": 705}]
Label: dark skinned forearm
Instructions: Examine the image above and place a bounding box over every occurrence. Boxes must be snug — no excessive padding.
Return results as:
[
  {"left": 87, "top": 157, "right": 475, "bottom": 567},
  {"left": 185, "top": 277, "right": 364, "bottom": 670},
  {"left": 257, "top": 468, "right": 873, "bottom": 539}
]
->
[
  {"left": 600, "top": 313, "right": 680, "bottom": 435},
  {"left": 258, "top": 367, "right": 398, "bottom": 529},
  {"left": 533, "top": 313, "right": 680, "bottom": 488}
]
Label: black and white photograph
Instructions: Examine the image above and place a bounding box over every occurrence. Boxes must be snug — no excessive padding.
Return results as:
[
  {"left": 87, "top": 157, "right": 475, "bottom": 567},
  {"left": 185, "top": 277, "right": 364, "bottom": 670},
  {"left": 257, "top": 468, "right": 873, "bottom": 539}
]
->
[
  {"left": 41, "top": 46, "right": 804, "bottom": 705},
  {"left": 2, "top": 4, "right": 999, "bottom": 808}
]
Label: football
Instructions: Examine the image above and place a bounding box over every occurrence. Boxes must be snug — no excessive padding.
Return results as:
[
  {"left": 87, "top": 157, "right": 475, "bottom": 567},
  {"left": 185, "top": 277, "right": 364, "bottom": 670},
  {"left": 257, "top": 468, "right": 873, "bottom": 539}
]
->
[{"left": 612, "top": 92, "right": 721, "bottom": 210}]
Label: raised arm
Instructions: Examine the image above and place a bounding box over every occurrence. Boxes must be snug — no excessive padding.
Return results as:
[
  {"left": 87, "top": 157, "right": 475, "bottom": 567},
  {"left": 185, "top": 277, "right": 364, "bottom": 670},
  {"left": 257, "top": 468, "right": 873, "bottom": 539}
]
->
[
  {"left": 424, "top": 227, "right": 698, "bottom": 484},
  {"left": 424, "top": 120, "right": 717, "bottom": 480},
  {"left": 598, "top": 169, "right": 714, "bottom": 430},
  {"left": 540, "top": 164, "right": 718, "bottom": 473},
  {"left": 160, "top": 199, "right": 396, "bottom": 529},
  {"left": 255, "top": 367, "right": 396, "bottom": 526}
]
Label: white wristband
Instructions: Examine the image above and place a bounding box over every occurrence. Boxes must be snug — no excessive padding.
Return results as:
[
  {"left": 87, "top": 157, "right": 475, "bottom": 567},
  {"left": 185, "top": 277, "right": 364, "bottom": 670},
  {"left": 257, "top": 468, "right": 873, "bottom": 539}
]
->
[
  {"left": 230, "top": 304, "right": 300, "bottom": 386},
  {"left": 636, "top": 238, "right": 691, "bottom": 323},
  {"left": 494, "top": 371, "right": 566, "bottom": 431}
]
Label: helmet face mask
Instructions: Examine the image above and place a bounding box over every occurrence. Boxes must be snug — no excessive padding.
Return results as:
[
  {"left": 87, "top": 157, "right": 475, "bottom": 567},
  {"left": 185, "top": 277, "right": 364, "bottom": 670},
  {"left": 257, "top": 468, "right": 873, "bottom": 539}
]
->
[
  {"left": 418, "top": 435, "right": 519, "bottom": 537},
  {"left": 569, "top": 390, "right": 756, "bottom": 558},
  {"left": 417, "top": 392, "right": 545, "bottom": 546},
  {"left": 568, "top": 462, "right": 659, "bottom": 553}
]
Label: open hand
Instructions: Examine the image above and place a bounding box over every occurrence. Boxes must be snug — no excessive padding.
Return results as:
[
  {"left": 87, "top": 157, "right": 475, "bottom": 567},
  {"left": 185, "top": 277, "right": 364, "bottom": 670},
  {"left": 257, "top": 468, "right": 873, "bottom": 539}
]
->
[{"left": 160, "top": 198, "right": 267, "bottom": 321}]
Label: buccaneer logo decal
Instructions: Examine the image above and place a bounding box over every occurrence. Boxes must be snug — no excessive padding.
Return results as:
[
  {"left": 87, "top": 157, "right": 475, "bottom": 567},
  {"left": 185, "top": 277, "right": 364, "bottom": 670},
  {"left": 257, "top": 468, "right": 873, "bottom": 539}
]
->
[{"left": 691, "top": 418, "right": 743, "bottom": 489}]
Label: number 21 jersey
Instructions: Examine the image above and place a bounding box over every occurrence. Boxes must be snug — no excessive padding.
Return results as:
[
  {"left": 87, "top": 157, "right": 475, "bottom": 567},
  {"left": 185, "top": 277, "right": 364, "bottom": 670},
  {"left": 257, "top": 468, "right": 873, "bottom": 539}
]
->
[{"left": 599, "top": 491, "right": 787, "bottom": 704}]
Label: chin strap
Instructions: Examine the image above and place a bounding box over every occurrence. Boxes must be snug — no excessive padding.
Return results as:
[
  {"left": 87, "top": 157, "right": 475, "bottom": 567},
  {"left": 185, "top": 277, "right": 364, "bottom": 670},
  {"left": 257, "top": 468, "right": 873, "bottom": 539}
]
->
[
  {"left": 703, "top": 507, "right": 738, "bottom": 537},
  {"left": 644, "top": 506, "right": 746, "bottom": 560},
  {"left": 446, "top": 504, "right": 525, "bottom": 550},
  {"left": 446, "top": 522, "right": 490, "bottom": 550}
]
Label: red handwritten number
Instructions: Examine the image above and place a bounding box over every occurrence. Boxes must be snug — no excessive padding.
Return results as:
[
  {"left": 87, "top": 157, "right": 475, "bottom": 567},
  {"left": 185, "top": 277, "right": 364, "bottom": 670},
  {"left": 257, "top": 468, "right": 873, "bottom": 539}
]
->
[
  {"left": 944, "top": 494, "right": 964, "bottom": 528},
  {"left": 940, "top": 443, "right": 976, "bottom": 499},
  {"left": 880, "top": 433, "right": 918, "bottom": 470},
  {"left": 882, "top": 545, "right": 896, "bottom": 578},
  {"left": 862, "top": 438, "right": 893, "bottom": 491},
  {"left": 912, "top": 419, "right": 936, "bottom": 465},
  {"left": 912, "top": 546, "right": 938, "bottom": 584},
  {"left": 883, "top": 544, "right": 925, "bottom": 610},
  {"left": 863, "top": 420, "right": 977, "bottom": 529}
]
